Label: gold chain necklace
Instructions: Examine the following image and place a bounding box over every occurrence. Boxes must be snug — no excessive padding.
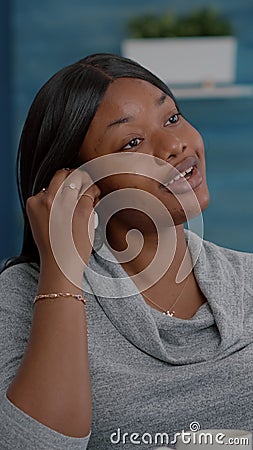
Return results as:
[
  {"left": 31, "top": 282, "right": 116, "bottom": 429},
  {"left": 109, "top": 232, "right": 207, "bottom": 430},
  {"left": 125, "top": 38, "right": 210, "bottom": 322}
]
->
[{"left": 141, "top": 276, "right": 190, "bottom": 317}]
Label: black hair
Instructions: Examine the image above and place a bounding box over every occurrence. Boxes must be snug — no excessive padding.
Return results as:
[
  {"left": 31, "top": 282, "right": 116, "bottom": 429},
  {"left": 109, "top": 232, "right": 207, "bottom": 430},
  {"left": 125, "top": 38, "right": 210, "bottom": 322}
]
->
[{"left": 2, "top": 52, "right": 178, "bottom": 271}]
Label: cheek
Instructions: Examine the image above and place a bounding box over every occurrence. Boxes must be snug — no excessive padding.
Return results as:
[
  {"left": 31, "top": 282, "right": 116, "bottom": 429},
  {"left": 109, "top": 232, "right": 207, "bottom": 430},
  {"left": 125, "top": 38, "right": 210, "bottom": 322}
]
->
[
  {"left": 196, "top": 133, "right": 205, "bottom": 158},
  {"left": 185, "top": 122, "right": 205, "bottom": 152},
  {"left": 96, "top": 174, "right": 142, "bottom": 197}
]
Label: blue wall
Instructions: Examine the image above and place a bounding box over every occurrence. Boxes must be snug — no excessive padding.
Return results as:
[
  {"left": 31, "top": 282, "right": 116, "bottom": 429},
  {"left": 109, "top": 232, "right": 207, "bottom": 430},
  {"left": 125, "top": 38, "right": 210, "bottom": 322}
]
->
[
  {"left": 1, "top": 0, "right": 253, "bottom": 261},
  {"left": 0, "top": 0, "right": 17, "bottom": 261}
]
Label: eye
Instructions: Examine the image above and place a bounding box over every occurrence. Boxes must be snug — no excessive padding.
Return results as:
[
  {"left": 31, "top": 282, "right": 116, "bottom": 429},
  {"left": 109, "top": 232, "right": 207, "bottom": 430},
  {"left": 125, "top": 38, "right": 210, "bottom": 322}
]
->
[
  {"left": 165, "top": 112, "right": 182, "bottom": 126},
  {"left": 122, "top": 137, "right": 143, "bottom": 150}
]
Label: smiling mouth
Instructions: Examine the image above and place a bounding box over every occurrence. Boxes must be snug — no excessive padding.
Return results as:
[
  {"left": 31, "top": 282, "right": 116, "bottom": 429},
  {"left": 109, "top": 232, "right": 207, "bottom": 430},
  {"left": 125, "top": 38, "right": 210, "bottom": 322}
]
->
[
  {"left": 164, "top": 166, "right": 194, "bottom": 186},
  {"left": 159, "top": 156, "right": 203, "bottom": 195}
]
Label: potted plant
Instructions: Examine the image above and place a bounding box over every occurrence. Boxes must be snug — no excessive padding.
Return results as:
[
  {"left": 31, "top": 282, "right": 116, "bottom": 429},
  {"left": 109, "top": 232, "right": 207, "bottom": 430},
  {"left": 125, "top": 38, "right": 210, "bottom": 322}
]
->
[{"left": 121, "top": 8, "right": 237, "bottom": 86}]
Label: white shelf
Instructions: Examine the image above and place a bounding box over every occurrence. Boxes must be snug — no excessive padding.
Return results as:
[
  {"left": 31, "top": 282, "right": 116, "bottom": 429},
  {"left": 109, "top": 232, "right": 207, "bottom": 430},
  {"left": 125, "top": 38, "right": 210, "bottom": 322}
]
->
[{"left": 171, "top": 84, "right": 253, "bottom": 99}]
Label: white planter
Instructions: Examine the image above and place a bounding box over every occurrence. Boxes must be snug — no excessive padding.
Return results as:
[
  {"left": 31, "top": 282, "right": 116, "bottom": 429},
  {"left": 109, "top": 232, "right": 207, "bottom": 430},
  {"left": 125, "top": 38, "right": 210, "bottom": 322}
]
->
[{"left": 121, "top": 36, "right": 237, "bottom": 85}]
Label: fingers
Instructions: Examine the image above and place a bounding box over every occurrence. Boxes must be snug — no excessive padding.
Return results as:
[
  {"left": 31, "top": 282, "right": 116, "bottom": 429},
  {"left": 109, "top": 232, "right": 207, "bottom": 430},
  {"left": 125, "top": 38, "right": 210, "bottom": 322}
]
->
[
  {"left": 60, "top": 168, "right": 101, "bottom": 208},
  {"left": 31, "top": 169, "right": 71, "bottom": 201},
  {"left": 36, "top": 168, "right": 100, "bottom": 201},
  {"left": 47, "top": 168, "right": 73, "bottom": 196},
  {"left": 25, "top": 168, "right": 101, "bottom": 269},
  {"left": 27, "top": 167, "right": 101, "bottom": 218}
]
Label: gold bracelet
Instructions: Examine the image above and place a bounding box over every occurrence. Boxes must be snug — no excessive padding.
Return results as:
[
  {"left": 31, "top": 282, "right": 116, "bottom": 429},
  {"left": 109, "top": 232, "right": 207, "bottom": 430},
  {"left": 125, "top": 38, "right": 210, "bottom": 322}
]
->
[{"left": 34, "top": 292, "right": 86, "bottom": 305}]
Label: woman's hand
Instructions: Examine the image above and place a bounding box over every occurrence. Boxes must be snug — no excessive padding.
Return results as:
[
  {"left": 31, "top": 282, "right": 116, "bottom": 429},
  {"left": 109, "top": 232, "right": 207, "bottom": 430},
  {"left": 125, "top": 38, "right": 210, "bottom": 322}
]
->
[
  {"left": 26, "top": 168, "right": 101, "bottom": 274},
  {"left": 8, "top": 168, "right": 96, "bottom": 437}
]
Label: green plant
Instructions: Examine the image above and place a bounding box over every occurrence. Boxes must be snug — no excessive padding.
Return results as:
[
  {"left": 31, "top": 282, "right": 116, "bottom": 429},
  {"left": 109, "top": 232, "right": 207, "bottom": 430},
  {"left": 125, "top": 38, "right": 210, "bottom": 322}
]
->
[{"left": 127, "top": 7, "right": 234, "bottom": 38}]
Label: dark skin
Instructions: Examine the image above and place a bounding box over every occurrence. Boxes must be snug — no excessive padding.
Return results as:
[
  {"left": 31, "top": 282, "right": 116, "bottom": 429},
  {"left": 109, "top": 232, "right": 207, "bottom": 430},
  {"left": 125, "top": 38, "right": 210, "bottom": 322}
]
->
[
  {"left": 6, "top": 77, "right": 210, "bottom": 438},
  {"left": 79, "top": 78, "right": 210, "bottom": 319}
]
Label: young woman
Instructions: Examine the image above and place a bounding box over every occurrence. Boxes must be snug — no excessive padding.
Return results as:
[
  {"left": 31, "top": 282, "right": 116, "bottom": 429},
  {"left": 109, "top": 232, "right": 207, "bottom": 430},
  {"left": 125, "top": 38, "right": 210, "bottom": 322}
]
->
[{"left": 0, "top": 53, "right": 252, "bottom": 450}]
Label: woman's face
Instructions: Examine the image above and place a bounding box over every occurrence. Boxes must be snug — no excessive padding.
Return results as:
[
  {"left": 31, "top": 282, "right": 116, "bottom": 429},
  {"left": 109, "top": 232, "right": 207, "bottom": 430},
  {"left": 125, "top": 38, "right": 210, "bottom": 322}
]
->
[{"left": 79, "top": 77, "right": 210, "bottom": 228}]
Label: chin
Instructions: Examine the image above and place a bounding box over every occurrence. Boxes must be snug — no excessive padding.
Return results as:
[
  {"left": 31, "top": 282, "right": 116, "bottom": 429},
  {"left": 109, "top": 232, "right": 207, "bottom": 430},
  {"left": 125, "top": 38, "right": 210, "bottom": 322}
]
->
[
  {"left": 171, "top": 185, "right": 210, "bottom": 226},
  {"left": 199, "top": 191, "right": 210, "bottom": 213},
  {"left": 196, "top": 182, "right": 210, "bottom": 212}
]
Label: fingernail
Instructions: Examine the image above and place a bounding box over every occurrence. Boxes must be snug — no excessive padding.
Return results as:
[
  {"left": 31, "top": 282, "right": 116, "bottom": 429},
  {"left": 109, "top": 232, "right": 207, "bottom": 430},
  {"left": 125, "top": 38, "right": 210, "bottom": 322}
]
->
[{"left": 94, "top": 211, "right": 99, "bottom": 229}]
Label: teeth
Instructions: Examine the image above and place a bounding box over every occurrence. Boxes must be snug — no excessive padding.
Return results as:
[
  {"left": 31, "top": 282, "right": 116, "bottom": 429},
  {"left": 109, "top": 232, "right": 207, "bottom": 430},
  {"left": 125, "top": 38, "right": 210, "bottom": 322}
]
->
[
  {"left": 173, "top": 173, "right": 183, "bottom": 182},
  {"left": 185, "top": 166, "right": 194, "bottom": 174},
  {"left": 165, "top": 166, "right": 193, "bottom": 186}
]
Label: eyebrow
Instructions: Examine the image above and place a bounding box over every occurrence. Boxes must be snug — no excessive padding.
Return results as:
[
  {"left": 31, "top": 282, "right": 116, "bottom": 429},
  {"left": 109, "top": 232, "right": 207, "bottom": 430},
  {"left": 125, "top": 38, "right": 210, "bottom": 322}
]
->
[
  {"left": 106, "top": 93, "right": 168, "bottom": 128},
  {"left": 156, "top": 93, "right": 167, "bottom": 106},
  {"left": 107, "top": 115, "right": 134, "bottom": 128}
]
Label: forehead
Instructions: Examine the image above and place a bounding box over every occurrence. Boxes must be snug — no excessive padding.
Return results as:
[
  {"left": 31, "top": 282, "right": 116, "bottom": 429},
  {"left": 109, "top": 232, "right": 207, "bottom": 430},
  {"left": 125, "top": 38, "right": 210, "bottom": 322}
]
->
[
  {"left": 81, "top": 77, "right": 177, "bottom": 157},
  {"left": 92, "top": 77, "right": 175, "bottom": 122}
]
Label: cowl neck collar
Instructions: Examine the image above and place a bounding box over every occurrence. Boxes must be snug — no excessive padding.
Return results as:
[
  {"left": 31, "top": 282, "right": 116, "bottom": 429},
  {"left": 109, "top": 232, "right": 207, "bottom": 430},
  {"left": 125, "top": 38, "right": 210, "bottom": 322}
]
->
[{"left": 84, "top": 231, "right": 244, "bottom": 365}]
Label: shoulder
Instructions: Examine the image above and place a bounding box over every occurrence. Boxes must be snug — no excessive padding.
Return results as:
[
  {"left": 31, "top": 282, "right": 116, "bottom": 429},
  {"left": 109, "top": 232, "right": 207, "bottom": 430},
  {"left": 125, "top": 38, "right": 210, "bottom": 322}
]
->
[
  {"left": 202, "top": 236, "right": 253, "bottom": 285},
  {"left": 0, "top": 262, "right": 39, "bottom": 285},
  {"left": 186, "top": 230, "right": 253, "bottom": 285},
  {"left": 203, "top": 236, "right": 253, "bottom": 265},
  {"left": 0, "top": 263, "right": 39, "bottom": 307}
]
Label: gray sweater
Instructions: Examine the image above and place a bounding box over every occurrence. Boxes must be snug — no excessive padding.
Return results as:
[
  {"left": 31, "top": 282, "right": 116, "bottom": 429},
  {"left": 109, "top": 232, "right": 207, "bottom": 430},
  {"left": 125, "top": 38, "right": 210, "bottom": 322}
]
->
[{"left": 0, "top": 231, "right": 253, "bottom": 449}]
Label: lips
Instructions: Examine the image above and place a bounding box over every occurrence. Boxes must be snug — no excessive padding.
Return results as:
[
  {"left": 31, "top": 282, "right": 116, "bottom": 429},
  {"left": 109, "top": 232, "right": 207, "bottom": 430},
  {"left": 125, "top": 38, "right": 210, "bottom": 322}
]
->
[
  {"left": 165, "top": 165, "right": 194, "bottom": 186},
  {"left": 160, "top": 156, "right": 203, "bottom": 195}
]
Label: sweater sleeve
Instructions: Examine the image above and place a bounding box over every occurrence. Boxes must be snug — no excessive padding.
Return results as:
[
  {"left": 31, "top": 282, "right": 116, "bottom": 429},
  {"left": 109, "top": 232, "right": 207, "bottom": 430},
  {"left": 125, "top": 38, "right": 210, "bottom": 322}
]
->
[{"left": 0, "top": 263, "right": 90, "bottom": 450}]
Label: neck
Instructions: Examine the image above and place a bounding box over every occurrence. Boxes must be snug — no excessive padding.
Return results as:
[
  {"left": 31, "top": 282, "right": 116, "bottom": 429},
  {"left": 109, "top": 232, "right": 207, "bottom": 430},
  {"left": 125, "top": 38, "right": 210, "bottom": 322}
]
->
[
  {"left": 105, "top": 216, "right": 191, "bottom": 291},
  {"left": 103, "top": 215, "right": 206, "bottom": 319}
]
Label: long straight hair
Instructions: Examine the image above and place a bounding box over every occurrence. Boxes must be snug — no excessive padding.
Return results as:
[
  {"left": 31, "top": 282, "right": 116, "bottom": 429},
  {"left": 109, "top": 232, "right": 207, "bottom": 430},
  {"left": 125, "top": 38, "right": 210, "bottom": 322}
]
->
[{"left": 3, "top": 53, "right": 177, "bottom": 271}]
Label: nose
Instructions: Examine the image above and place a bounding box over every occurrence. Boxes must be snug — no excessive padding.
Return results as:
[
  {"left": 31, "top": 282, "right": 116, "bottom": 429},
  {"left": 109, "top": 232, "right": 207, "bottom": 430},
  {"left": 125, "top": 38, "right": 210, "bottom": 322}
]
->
[{"left": 152, "top": 131, "right": 187, "bottom": 165}]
